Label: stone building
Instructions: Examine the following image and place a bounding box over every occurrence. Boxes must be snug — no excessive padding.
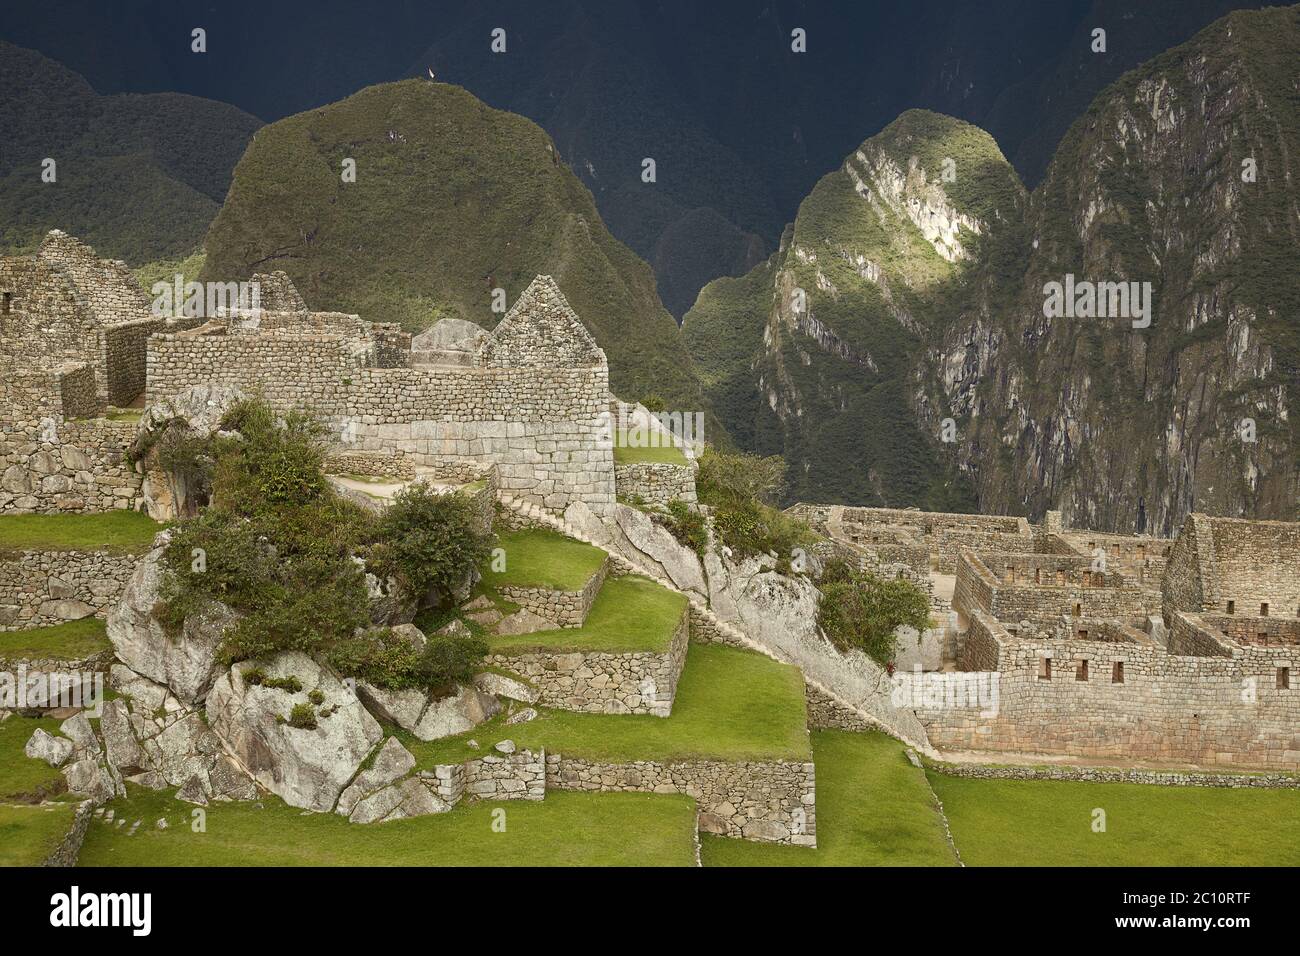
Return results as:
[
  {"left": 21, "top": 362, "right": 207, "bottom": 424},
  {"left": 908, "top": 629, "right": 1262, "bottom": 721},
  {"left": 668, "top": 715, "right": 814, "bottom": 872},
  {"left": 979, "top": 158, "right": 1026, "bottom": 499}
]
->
[
  {"left": 0, "top": 230, "right": 158, "bottom": 406},
  {"left": 146, "top": 274, "right": 694, "bottom": 515}
]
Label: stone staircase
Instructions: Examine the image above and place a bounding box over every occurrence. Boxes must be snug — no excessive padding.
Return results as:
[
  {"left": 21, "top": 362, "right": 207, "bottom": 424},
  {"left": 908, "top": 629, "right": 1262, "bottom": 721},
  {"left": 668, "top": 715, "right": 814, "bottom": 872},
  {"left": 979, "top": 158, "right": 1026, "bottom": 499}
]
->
[{"left": 496, "top": 494, "right": 934, "bottom": 752}]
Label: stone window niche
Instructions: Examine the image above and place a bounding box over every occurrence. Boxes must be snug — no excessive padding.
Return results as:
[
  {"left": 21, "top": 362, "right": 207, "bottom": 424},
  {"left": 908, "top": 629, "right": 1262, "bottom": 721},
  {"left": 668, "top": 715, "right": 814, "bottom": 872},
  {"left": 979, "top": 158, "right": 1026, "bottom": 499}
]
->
[
  {"left": 1278, "top": 667, "right": 1290, "bottom": 691},
  {"left": 1076, "top": 659, "right": 1089, "bottom": 681},
  {"left": 1261, "top": 603, "right": 1269, "bottom": 617},
  {"left": 1037, "top": 656, "right": 1051, "bottom": 681},
  {"left": 1112, "top": 661, "right": 1125, "bottom": 684},
  {"left": 1226, "top": 600, "right": 1235, "bottom": 615}
]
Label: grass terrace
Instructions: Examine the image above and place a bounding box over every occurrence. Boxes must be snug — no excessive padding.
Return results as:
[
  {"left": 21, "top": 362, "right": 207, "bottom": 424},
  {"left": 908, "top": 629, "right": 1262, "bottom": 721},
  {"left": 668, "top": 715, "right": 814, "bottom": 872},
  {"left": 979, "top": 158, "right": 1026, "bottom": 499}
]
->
[
  {"left": 613, "top": 429, "right": 689, "bottom": 466},
  {"left": 702, "top": 730, "right": 957, "bottom": 866},
  {"left": 486, "top": 575, "right": 686, "bottom": 654},
  {"left": 929, "top": 772, "right": 1300, "bottom": 866},
  {"left": 0, "top": 803, "right": 77, "bottom": 866},
  {"left": 0, "top": 715, "right": 66, "bottom": 802},
  {"left": 0, "top": 618, "right": 112, "bottom": 661},
  {"left": 482, "top": 529, "right": 607, "bottom": 592},
  {"left": 401, "top": 642, "right": 810, "bottom": 766},
  {"left": 0, "top": 511, "right": 161, "bottom": 554},
  {"left": 76, "top": 786, "right": 697, "bottom": 866}
]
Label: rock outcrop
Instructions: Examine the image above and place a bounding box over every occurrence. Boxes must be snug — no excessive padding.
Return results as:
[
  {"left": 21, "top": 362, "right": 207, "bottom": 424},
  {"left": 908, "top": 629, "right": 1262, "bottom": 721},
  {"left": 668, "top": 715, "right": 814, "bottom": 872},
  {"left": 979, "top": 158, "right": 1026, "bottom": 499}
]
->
[
  {"left": 206, "top": 652, "right": 382, "bottom": 812},
  {"left": 106, "top": 530, "right": 233, "bottom": 706}
]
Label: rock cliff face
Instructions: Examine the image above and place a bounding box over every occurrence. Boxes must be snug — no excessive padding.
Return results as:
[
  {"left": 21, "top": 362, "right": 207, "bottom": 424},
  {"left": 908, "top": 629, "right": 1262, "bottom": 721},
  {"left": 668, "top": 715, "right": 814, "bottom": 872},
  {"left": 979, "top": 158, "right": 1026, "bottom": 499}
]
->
[
  {"left": 688, "top": 6, "right": 1299, "bottom": 533},
  {"left": 924, "top": 7, "right": 1300, "bottom": 535},
  {"left": 686, "top": 110, "right": 1023, "bottom": 509}
]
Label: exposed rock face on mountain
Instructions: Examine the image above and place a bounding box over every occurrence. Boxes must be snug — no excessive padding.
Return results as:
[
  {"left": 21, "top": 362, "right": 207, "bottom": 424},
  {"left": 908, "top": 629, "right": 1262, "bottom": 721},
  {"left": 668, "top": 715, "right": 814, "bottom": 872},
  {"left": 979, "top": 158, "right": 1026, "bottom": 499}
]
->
[
  {"left": 924, "top": 7, "right": 1300, "bottom": 534},
  {"left": 201, "top": 80, "right": 707, "bottom": 413},
  {"left": 686, "top": 110, "right": 1023, "bottom": 509},
  {"left": 689, "top": 6, "right": 1299, "bottom": 533}
]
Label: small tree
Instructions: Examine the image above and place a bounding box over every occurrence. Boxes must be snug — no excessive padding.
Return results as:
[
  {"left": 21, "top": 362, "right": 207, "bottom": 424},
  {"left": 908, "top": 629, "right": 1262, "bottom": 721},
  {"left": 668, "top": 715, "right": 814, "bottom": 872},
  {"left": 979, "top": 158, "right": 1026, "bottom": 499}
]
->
[
  {"left": 816, "top": 559, "right": 931, "bottom": 666},
  {"left": 373, "top": 484, "right": 492, "bottom": 601}
]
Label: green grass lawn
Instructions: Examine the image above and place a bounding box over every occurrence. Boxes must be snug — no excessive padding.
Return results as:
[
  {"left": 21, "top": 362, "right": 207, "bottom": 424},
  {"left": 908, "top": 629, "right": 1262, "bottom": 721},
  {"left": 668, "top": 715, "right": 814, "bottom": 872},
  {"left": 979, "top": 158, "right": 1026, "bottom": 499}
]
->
[
  {"left": 613, "top": 430, "right": 689, "bottom": 466},
  {"left": 0, "top": 512, "right": 161, "bottom": 554},
  {"left": 77, "top": 785, "right": 697, "bottom": 866},
  {"left": 930, "top": 771, "right": 1300, "bottom": 866},
  {"left": 483, "top": 529, "right": 607, "bottom": 591},
  {"left": 0, "top": 618, "right": 111, "bottom": 661},
  {"left": 0, "top": 715, "right": 66, "bottom": 801},
  {"left": 702, "top": 730, "right": 957, "bottom": 866},
  {"left": 404, "top": 642, "right": 810, "bottom": 766},
  {"left": 487, "top": 575, "right": 686, "bottom": 654},
  {"left": 0, "top": 803, "right": 76, "bottom": 866}
]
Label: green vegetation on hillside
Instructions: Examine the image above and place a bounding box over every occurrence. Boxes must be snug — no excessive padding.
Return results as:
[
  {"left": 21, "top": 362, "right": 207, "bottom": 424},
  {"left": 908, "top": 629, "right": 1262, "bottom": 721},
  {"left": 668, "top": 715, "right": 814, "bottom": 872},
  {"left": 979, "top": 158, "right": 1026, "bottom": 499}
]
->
[
  {"left": 0, "top": 42, "right": 259, "bottom": 264},
  {"left": 482, "top": 529, "right": 607, "bottom": 592},
  {"left": 403, "top": 643, "right": 810, "bottom": 766},
  {"left": 201, "top": 79, "right": 707, "bottom": 413},
  {"left": 0, "top": 803, "right": 76, "bottom": 866},
  {"left": 930, "top": 771, "right": 1300, "bottom": 866},
  {"left": 485, "top": 575, "right": 686, "bottom": 655},
  {"left": 77, "top": 786, "right": 696, "bottom": 867},
  {"left": 0, "top": 618, "right": 111, "bottom": 661},
  {"left": 0, "top": 512, "right": 161, "bottom": 554},
  {"left": 702, "top": 730, "right": 956, "bottom": 867},
  {"left": 0, "top": 716, "right": 65, "bottom": 802},
  {"left": 684, "top": 111, "right": 1014, "bottom": 510}
]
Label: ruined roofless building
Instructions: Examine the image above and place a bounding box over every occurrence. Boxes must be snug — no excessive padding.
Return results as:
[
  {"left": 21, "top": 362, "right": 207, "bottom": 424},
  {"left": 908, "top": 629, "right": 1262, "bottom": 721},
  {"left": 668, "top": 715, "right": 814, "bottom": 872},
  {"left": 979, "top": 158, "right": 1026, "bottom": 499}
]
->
[
  {"left": 146, "top": 274, "right": 626, "bottom": 515},
  {"left": 0, "top": 230, "right": 158, "bottom": 407}
]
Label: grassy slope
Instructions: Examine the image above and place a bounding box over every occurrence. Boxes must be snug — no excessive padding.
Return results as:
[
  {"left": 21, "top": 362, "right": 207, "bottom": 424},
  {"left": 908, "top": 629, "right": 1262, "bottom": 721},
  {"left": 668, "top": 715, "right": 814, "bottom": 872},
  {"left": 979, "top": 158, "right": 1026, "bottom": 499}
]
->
[
  {"left": 200, "top": 79, "right": 707, "bottom": 412},
  {"left": 486, "top": 576, "right": 687, "bottom": 654},
  {"left": 0, "top": 715, "right": 65, "bottom": 802},
  {"left": 484, "top": 529, "right": 606, "bottom": 591},
  {"left": 613, "top": 430, "right": 689, "bottom": 465},
  {"left": 401, "top": 643, "right": 810, "bottom": 767},
  {"left": 930, "top": 771, "right": 1300, "bottom": 866},
  {"left": 702, "top": 729, "right": 957, "bottom": 867},
  {"left": 0, "top": 42, "right": 259, "bottom": 264},
  {"left": 0, "top": 803, "right": 76, "bottom": 866},
  {"left": 77, "top": 786, "right": 696, "bottom": 867},
  {"left": 0, "top": 618, "right": 110, "bottom": 660},
  {"left": 0, "top": 512, "right": 160, "bottom": 553}
]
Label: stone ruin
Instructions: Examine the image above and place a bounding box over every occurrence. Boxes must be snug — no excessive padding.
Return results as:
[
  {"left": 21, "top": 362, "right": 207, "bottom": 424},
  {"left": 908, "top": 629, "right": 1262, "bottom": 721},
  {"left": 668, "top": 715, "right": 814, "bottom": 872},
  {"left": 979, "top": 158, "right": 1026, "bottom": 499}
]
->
[{"left": 802, "top": 503, "right": 1300, "bottom": 770}]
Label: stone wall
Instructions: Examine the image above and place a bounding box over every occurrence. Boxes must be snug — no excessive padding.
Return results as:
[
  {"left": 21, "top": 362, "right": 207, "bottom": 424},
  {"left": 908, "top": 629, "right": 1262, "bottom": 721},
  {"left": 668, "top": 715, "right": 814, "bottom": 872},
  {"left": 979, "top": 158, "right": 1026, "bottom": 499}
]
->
[
  {"left": 485, "top": 604, "right": 689, "bottom": 716},
  {"left": 927, "top": 762, "right": 1300, "bottom": 789},
  {"left": 924, "top": 617, "right": 1300, "bottom": 769},
  {"left": 101, "top": 319, "right": 165, "bottom": 405},
  {"left": 498, "top": 557, "right": 609, "bottom": 628},
  {"left": 953, "top": 551, "right": 1157, "bottom": 629},
  {"left": 546, "top": 752, "right": 816, "bottom": 845},
  {"left": 0, "top": 418, "right": 142, "bottom": 514},
  {"left": 425, "top": 749, "right": 546, "bottom": 803},
  {"left": 614, "top": 462, "right": 697, "bottom": 506},
  {"left": 805, "top": 683, "right": 877, "bottom": 731},
  {"left": 41, "top": 801, "right": 94, "bottom": 867},
  {"left": 323, "top": 450, "right": 416, "bottom": 480},
  {"left": 147, "top": 333, "right": 616, "bottom": 515},
  {"left": 0, "top": 549, "right": 138, "bottom": 630}
]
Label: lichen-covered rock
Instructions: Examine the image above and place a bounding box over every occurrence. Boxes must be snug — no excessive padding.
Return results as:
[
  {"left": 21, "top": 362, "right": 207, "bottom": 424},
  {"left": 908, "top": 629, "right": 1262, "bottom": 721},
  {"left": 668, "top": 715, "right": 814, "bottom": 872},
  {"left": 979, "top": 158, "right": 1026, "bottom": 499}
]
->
[
  {"left": 106, "top": 530, "right": 235, "bottom": 705},
  {"left": 206, "top": 652, "right": 382, "bottom": 812},
  {"left": 336, "top": 736, "right": 417, "bottom": 817},
  {"left": 24, "top": 728, "right": 73, "bottom": 767},
  {"left": 357, "top": 681, "right": 500, "bottom": 742}
]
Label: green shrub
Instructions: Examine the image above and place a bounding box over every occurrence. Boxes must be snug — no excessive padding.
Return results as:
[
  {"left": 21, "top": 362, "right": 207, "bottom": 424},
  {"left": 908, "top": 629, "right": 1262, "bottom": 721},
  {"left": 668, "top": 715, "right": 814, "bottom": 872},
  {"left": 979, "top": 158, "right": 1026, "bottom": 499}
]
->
[
  {"left": 370, "top": 484, "right": 492, "bottom": 600},
  {"left": 816, "top": 559, "right": 932, "bottom": 665},
  {"left": 287, "top": 703, "right": 318, "bottom": 730},
  {"left": 414, "top": 632, "right": 490, "bottom": 692},
  {"left": 661, "top": 500, "right": 708, "bottom": 556},
  {"left": 696, "top": 447, "right": 787, "bottom": 507}
]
